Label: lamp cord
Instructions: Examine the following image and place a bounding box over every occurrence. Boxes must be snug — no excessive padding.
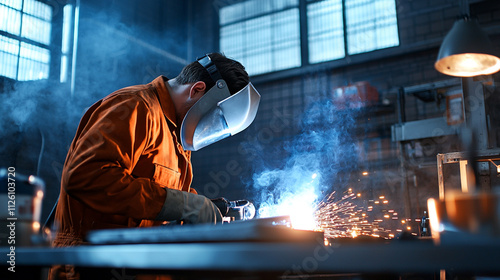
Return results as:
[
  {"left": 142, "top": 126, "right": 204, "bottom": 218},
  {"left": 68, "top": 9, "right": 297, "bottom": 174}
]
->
[{"left": 459, "top": 0, "right": 470, "bottom": 17}]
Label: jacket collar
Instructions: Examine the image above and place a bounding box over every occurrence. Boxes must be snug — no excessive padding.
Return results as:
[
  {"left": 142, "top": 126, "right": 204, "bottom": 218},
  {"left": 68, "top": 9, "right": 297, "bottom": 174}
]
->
[{"left": 152, "top": 76, "right": 178, "bottom": 127}]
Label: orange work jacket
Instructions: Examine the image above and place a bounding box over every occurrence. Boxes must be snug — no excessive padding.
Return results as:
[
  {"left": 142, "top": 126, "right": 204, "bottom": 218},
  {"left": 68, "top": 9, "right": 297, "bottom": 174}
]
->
[{"left": 52, "top": 76, "right": 194, "bottom": 247}]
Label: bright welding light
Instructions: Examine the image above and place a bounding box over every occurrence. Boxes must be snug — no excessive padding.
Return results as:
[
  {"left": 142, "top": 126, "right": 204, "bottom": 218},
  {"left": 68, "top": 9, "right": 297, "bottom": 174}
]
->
[{"left": 258, "top": 185, "right": 319, "bottom": 231}]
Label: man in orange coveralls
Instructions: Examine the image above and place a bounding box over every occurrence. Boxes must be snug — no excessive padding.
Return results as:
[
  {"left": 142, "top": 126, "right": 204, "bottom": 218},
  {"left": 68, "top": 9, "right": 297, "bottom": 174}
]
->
[{"left": 49, "top": 53, "right": 260, "bottom": 279}]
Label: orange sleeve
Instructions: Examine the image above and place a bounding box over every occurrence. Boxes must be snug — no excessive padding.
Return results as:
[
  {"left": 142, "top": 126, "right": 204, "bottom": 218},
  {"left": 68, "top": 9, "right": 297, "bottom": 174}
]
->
[
  {"left": 189, "top": 188, "right": 198, "bottom": 194},
  {"left": 63, "top": 93, "right": 166, "bottom": 220}
]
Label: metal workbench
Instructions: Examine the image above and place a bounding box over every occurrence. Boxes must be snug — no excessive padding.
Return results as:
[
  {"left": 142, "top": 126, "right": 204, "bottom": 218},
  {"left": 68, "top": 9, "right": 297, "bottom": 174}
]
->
[{"left": 1, "top": 239, "right": 500, "bottom": 279}]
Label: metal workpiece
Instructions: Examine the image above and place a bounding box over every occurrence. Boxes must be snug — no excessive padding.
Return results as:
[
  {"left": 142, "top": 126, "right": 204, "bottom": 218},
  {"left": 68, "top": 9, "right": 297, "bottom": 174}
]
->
[
  {"left": 437, "top": 148, "right": 500, "bottom": 199},
  {"left": 391, "top": 117, "right": 460, "bottom": 142},
  {"left": 2, "top": 241, "right": 500, "bottom": 278}
]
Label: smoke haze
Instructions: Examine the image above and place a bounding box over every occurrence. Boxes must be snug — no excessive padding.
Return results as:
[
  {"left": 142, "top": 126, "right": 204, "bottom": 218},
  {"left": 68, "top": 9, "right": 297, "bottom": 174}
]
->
[{"left": 248, "top": 99, "right": 360, "bottom": 227}]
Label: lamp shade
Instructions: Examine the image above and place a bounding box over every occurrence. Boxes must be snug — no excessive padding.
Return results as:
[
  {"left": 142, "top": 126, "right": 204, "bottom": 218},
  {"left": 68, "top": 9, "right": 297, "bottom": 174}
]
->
[{"left": 435, "top": 17, "right": 500, "bottom": 77}]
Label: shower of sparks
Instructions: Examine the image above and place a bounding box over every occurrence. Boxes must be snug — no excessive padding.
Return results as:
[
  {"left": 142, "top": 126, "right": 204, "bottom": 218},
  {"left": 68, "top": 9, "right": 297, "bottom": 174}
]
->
[
  {"left": 313, "top": 188, "right": 415, "bottom": 239},
  {"left": 257, "top": 176, "right": 420, "bottom": 238}
]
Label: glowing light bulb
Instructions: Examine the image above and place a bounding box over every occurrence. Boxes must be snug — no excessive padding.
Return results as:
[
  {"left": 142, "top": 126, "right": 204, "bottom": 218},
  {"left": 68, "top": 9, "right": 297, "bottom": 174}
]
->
[{"left": 459, "top": 55, "right": 480, "bottom": 69}]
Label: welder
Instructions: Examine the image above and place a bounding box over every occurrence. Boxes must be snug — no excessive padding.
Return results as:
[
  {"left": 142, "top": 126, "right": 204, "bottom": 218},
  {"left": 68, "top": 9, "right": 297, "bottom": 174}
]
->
[{"left": 48, "top": 53, "right": 260, "bottom": 279}]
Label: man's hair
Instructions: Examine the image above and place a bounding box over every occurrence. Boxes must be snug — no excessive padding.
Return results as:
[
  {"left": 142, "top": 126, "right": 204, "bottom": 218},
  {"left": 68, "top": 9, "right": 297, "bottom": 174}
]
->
[{"left": 175, "top": 53, "right": 249, "bottom": 95}]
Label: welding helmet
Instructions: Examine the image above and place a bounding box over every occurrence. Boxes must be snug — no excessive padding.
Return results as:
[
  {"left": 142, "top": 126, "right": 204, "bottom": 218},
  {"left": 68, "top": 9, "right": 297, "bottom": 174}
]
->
[{"left": 180, "top": 55, "right": 261, "bottom": 151}]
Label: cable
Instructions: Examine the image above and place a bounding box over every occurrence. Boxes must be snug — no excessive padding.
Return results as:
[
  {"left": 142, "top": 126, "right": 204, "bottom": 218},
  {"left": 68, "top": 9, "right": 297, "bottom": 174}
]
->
[{"left": 36, "top": 128, "right": 45, "bottom": 177}]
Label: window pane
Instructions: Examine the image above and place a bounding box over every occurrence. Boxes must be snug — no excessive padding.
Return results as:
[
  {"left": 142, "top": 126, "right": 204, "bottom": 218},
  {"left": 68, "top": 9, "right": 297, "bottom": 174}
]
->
[
  {"left": 0, "top": 4, "right": 21, "bottom": 35},
  {"left": 0, "top": 35, "right": 20, "bottom": 55},
  {"left": 307, "top": 0, "right": 345, "bottom": 63},
  {"left": 220, "top": 2, "right": 301, "bottom": 76},
  {"left": 272, "top": 8, "right": 300, "bottom": 71},
  {"left": 0, "top": 1, "right": 52, "bottom": 81},
  {"left": 23, "top": 0, "right": 52, "bottom": 21},
  {"left": 21, "top": 13, "right": 51, "bottom": 45},
  {"left": 220, "top": 0, "right": 298, "bottom": 25},
  {"left": 0, "top": 0, "right": 22, "bottom": 10},
  {"left": 61, "top": 4, "right": 73, "bottom": 54},
  {"left": 18, "top": 42, "right": 50, "bottom": 80},
  {"left": 345, "top": 0, "right": 399, "bottom": 55},
  {"left": 0, "top": 35, "right": 19, "bottom": 79}
]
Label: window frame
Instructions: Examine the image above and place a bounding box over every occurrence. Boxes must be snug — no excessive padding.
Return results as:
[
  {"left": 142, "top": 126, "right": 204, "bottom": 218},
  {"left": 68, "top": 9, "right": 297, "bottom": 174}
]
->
[
  {"left": 218, "top": 0, "right": 400, "bottom": 77},
  {"left": 0, "top": 0, "right": 54, "bottom": 81}
]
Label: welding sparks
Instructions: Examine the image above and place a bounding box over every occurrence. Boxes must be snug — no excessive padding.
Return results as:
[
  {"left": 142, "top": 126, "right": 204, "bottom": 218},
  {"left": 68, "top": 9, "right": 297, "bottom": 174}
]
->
[
  {"left": 313, "top": 188, "right": 421, "bottom": 239},
  {"left": 258, "top": 182, "right": 419, "bottom": 238}
]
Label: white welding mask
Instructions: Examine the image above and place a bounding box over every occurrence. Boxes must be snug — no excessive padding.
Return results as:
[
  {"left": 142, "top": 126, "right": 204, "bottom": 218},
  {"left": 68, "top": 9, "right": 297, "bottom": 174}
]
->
[{"left": 180, "top": 55, "right": 261, "bottom": 151}]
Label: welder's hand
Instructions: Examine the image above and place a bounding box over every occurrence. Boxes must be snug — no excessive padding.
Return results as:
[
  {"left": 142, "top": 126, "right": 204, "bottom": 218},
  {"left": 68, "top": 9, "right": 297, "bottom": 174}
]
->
[
  {"left": 156, "top": 188, "right": 222, "bottom": 224},
  {"left": 210, "top": 197, "right": 230, "bottom": 216}
]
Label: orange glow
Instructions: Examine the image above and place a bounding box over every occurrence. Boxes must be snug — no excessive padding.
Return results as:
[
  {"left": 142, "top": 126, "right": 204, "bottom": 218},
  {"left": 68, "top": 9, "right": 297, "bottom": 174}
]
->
[
  {"left": 401, "top": 220, "right": 406, "bottom": 224},
  {"left": 406, "top": 226, "right": 411, "bottom": 231},
  {"left": 427, "top": 198, "right": 442, "bottom": 241},
  {"left": 374, "top": 201, "right": 380, "bottom": 204},
  {"left": 33, "top": 221, "right": 40, "bottom": 232},
  {"left": 357, "top": 193, "right": 361, "bottom": 197},
  {"left": 379, "top": 196, "right": 385, "bottom": 199},
  {"left": 362, "top": 171, "right": 369, "bottom": 176},
  {"left": 383, "top": 200, "right": 388, "bottom": 204},
  {"left": 384, "top": 214, "right": 390, "bottom": 218}
]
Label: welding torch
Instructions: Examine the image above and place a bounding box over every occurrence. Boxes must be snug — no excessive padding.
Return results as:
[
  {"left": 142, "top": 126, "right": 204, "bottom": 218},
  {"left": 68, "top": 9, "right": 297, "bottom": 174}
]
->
[{"left": 211, "top": 198, "right": 256, "bottom": 221}]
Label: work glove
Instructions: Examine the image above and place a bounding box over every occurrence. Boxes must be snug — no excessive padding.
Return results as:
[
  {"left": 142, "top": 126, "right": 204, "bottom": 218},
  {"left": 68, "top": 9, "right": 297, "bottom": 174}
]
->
[
  {"left": 210, "top": 197, "right": 230, "bottom": 216},
  {"left": 156, "top": 188, "right": 223, "bottom": 224}
]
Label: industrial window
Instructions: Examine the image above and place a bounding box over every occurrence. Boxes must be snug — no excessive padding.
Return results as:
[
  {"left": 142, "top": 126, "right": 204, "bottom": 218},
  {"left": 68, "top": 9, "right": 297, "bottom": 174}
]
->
[
  {"left": 307, "top": 0, "right": 345, "bottom": 63},
  {"left": 345, "top": 0, "right": 399, "bottom": 55},
  {"left": 307, "top": 0, "right": 399, "bottom": 64},
  {"left": 0, "top": 0, "right": 52, "bottom": 81},
  {"left": 60, "top": 4, "right": 73, "bottom": 83},
  {"left": 219, "top": 0, "right": 301, "bottom": 76}
]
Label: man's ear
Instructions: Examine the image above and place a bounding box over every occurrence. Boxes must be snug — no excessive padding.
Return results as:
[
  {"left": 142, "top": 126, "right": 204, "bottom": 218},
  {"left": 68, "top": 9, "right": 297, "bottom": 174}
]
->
[{"left": 189, "top": 81, "right": 206, "bottom": 100}]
